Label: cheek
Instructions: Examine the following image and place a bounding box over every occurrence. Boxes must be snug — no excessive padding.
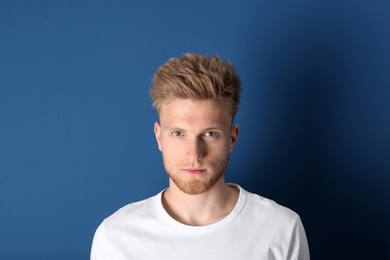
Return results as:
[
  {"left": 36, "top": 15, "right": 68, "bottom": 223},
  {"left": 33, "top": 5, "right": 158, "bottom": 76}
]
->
[
  {"left": 207, "top": 142, "right": 230, "bottom": 159},
  {"left": 222, "top": 139, "right": 233, "bottom": 153},
  {"left": 161, "top": 141, "right": 181, "bottom": 160}
]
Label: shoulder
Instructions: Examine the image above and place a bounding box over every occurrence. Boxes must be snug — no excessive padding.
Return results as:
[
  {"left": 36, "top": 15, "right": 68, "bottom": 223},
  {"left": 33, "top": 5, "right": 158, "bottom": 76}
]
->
[
  {"left": 101, "top": 194, "right": 158, "bottom": 230},
  {"left": 91, "top": 195, "right": 161, "bottom": 259},
  {"left": 238, "top": 186, "right": 308, "bottom": 246},
  {"left": 239, "top": 186, "right": 301, "bottom": 225}
]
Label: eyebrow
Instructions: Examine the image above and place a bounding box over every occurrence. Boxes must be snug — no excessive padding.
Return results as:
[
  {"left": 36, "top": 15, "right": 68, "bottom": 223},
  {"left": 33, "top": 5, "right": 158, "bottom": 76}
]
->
[
  {"left": 201, "top": 127, "right": 225, "bottom": 132},
  {"left": 163, "top": 126, "right": 225, "bottom": 132}
]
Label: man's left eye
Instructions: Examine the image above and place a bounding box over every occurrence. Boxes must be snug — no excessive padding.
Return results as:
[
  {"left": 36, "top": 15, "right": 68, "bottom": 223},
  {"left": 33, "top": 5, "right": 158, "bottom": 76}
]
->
[{"left": 205, "top": 131, "right": 218, "bottom": 137}]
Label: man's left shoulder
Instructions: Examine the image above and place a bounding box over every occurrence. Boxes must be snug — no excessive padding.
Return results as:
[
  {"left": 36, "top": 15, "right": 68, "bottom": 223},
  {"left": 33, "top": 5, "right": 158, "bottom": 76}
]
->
[{"left": 242, "top": 187, "right": 301, "bottom": 223}]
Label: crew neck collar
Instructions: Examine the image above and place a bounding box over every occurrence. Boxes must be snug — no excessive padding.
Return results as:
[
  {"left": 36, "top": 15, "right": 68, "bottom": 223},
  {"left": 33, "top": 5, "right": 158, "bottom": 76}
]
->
[{"left": 154, "top": 184, "right": 246, "bottom": 234}]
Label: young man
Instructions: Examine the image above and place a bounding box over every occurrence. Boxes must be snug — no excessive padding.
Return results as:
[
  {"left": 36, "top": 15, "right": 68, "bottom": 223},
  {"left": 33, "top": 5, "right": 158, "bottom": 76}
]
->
[{"left": 91, "top": 54, "right": 310, "bottom": 259}]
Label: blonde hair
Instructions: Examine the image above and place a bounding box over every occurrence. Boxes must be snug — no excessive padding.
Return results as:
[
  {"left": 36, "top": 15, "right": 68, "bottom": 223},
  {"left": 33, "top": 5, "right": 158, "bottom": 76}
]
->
[{"left": 150, "top": 53, "right": 241, "bottom": 117}]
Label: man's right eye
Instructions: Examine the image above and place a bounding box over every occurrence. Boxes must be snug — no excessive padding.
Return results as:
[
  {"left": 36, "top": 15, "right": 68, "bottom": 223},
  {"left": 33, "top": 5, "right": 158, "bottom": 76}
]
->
[{"left": 172, "top": 131, "right": 183, "bottom": 136}]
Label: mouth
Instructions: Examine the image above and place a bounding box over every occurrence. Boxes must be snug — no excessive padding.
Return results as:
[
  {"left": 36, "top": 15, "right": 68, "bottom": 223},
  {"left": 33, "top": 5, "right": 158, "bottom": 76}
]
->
[{"left": 182, "top": 168, "right": 207, "bottom": 175}]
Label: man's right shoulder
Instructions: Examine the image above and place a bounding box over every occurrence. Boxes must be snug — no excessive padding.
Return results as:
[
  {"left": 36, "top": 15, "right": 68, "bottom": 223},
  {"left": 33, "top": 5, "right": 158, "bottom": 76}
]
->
[{"left": 103, "top": 195, "right": 157, "bottom": 227}]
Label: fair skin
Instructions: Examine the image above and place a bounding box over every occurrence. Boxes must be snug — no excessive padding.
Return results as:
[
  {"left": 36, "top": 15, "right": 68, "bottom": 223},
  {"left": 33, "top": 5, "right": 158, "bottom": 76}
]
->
[{"left": 154, "top": 98, "right": 239, "bottom": 226}]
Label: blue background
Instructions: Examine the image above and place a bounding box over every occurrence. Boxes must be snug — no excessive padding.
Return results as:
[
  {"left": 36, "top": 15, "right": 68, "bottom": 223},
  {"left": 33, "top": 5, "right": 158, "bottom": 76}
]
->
[{"left": 1, "top": 0, "right": 389, "bottom": 259}]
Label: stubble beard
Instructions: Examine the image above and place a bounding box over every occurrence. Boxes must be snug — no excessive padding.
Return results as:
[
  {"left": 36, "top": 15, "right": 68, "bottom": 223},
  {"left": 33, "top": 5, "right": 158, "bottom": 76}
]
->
[{"left": 163, "top": 154, "right": 230, "bottom": 195}]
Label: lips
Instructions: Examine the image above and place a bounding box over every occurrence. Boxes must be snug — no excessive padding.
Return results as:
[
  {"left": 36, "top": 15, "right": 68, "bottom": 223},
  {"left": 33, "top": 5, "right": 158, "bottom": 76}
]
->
[{"left": 182, "top": 168, "right": 206, "bottom": 174}]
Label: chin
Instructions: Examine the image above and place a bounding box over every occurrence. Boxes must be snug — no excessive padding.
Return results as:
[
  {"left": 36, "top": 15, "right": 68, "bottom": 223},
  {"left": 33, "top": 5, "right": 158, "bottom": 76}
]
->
[{"left": 173, "top": 174, "right": 224, "bottom": 195}]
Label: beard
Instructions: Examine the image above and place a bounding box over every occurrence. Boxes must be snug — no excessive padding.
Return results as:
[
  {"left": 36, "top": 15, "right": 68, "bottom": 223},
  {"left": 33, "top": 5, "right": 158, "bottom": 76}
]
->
[{"left": 163, "top": 154, "right": 230, "bottom": 195}]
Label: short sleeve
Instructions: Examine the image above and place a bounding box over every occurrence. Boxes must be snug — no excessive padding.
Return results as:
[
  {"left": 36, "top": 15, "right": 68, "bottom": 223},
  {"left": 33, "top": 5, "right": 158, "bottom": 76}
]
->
[{"left": 90, "top": 220, "right": 112, "bottom": 260}]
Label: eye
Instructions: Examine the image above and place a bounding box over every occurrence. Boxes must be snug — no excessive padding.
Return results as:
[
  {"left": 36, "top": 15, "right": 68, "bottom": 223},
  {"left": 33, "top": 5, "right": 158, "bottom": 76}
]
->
[
  {"left": 172, "top": 131, "right": 183, "bottom": 136},
  {"left": 204, "top": 131, "right": 219, "bottom": 137}
]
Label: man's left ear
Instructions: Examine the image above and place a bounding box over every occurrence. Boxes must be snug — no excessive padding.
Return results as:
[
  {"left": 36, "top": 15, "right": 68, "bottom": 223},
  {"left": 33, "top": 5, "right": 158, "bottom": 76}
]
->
[{"left": 229, "top": 124, "right": 239, "bottom": 152}]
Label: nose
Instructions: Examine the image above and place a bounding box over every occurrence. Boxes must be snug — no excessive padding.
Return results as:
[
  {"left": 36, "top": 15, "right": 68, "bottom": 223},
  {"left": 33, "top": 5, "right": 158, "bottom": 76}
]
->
[{"left": 186, "top": 136, "right": 205, "bottom": 161}]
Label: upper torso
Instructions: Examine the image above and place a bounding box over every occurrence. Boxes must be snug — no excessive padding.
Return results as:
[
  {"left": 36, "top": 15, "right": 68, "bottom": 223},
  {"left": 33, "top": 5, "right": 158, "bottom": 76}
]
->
[{"left": 91, "top": 185, "right": 310, "bottom": 260}]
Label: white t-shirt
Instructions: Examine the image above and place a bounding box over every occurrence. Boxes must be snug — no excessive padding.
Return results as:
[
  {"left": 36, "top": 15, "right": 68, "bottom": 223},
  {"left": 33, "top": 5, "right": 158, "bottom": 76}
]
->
[{"left": 91, "top": 185, "right": 310, "bottom": 260}]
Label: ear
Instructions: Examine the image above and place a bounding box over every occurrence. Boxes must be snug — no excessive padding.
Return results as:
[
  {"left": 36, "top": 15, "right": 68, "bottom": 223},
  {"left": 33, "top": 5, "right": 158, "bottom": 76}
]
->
[
  {"left": 154, "top": 122, "right": 162, "bottom": 151},
  {"left": 229, "top": 124, "right": 239, "bottom": 152}
]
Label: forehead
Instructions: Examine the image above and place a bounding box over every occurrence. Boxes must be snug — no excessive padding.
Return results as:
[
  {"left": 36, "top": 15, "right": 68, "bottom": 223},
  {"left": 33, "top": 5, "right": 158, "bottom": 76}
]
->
[{"left": 159, "top": 99, "right": 233, "bottom": 126}]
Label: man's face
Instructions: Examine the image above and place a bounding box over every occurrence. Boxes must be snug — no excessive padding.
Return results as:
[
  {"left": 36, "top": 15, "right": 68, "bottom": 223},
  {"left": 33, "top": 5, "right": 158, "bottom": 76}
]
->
[{"left": 154, "top": 99, "right": 239, "bottom": 195}]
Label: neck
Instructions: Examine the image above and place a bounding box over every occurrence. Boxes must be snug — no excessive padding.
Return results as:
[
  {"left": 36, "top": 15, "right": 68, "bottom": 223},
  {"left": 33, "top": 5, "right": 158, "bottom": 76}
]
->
[{"left": 162, "top": 179, "right": 239, "bottom": 226}]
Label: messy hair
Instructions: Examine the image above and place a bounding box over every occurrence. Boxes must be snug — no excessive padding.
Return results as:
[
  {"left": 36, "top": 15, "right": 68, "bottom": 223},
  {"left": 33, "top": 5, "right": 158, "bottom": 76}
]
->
[{"left": 150, "top": 53, "right": 241, "bottom": 118}]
